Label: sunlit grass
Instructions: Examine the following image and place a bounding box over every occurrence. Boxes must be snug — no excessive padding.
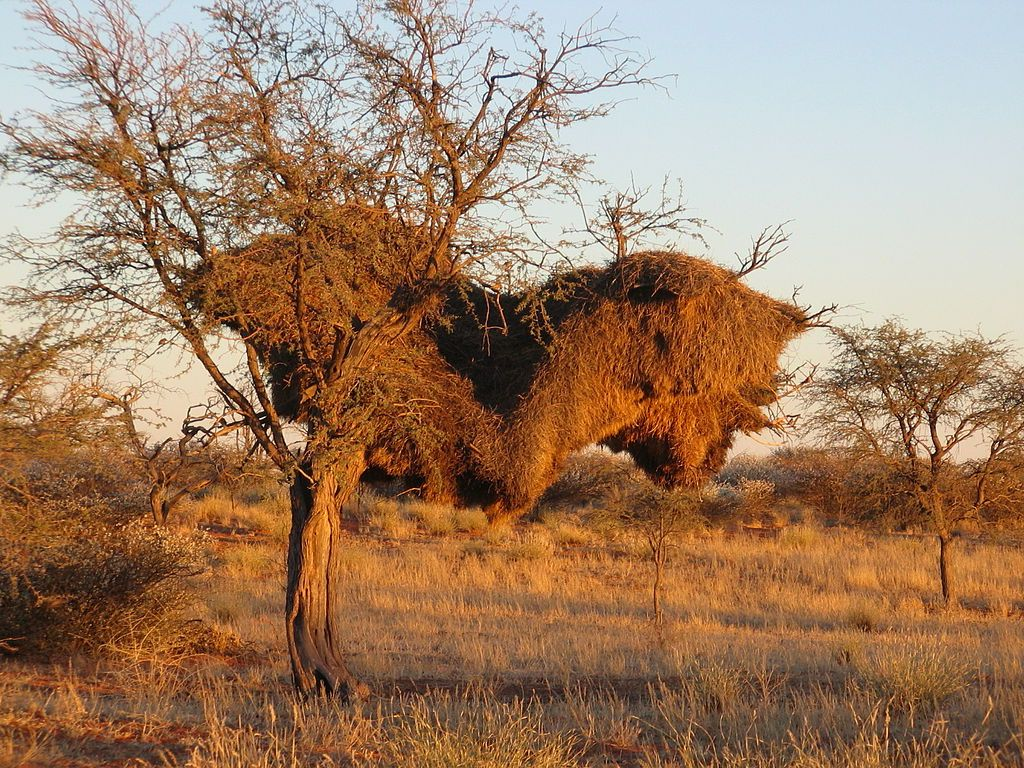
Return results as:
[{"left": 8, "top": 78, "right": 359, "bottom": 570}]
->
[{"left": 4, "top": 506, "right": 1024, "bottom": 766}]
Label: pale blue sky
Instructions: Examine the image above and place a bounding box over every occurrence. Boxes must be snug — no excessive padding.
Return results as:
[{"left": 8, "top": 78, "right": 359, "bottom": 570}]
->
[{"left": 1, "top": 0, "right": 1022, "bottom": 418}]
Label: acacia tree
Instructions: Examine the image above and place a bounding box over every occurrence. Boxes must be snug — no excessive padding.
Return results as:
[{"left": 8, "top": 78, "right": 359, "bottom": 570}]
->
[
  {"left": 617, "top": 484, "right": 703, "bottom": 626},
  {"left": 583, "top": 456, "right": 704, "bottom": 625},
  {"left": 805, "top": 320, "right": 1024, "bottom": 607},
  {"left": 2, "top": 0, "right": 653, "bottom": 696}
]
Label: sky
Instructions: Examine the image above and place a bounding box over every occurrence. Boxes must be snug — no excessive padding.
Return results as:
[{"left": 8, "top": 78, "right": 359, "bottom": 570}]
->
[{"left": 0, "top": 0, "right": 1022, "bottom": 443}]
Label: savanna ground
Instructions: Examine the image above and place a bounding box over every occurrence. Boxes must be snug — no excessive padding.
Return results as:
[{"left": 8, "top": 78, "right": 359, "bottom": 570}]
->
[{"left": 3, "top": 486, "right": 1024, "bottom": 768}]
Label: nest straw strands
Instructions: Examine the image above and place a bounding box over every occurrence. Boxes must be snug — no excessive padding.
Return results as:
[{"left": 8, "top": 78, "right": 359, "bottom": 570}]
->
[{"left": 202, "top": 222, "right": 807, "bottom": 520}]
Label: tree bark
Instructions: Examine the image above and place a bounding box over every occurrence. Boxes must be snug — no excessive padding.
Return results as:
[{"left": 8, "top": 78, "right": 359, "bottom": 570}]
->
[
  {"left": 285, "top": 449, "right": 366, "bottom": 699},
  {"left": 652, "top": 543, "right": 665, "bottom": 626},
  {"left": 149, "top": 486, "right": 168, "bottom": 525},
  {"left": 938, "top": 532, "right": 957, "bottom": 608}
]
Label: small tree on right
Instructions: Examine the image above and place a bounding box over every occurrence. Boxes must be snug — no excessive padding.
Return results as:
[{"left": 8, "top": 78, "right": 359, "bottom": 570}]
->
[{"left": 805, "top": 320, "right": 1024, "bottom": 608}]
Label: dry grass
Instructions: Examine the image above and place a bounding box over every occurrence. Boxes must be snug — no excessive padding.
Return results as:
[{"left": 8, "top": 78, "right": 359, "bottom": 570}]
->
[
  {"left": 3, "top": 515, "right": 1024, "bottom": 767},
  {"left": 185, "top": 486, "right": 291, "bottom": 543}
]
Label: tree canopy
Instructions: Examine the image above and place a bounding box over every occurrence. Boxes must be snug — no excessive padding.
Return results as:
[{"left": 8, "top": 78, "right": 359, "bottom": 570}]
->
[{"left": 805, "top": 320, "right": 1024, "bottom": 605}]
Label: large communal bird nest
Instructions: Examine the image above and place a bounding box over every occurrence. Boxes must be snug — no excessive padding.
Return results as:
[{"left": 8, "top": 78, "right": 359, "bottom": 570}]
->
[{"left": 200, "top": 212, "right": 808, "bottom": 519}]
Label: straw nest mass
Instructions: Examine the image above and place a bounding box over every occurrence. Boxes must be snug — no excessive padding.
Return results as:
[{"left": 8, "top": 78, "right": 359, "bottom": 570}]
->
[{"left": 201, "top": 209, "right": 809, "bottom": 519}]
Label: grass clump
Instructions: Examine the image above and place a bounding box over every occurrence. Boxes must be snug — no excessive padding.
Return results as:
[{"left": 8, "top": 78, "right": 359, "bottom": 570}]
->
[
  {"left": 407, "top": 500, "right": 457, "bottom": 536},
  {"left": 845, "top": 600, "right": 885, "bottom": 632},
  {"left": 453, "top": 506, "right": 489, "bottom": 535},
  {"left": 686, "top": 659, "right": 747, "bottom": 714},
  {"left": 372, "top": 695, "right": 580, "bottom": 768},
  {"left": 856, "top": 647, "right": 971, "bottom": 713},
  {"left": 778, "top": 522, "right": 822, "bottom": 549},
  {"left": 483, "top": 521, "right": 514, "bottom": 545},
  {"left": 547, "top": 521, "right": 594, "bottom": 548},
  {"left": 189, "top": 486, "right": 290, "bottom": 541},
  {"left": 364, "top": 496, "right": 414, "bottom": 539},
  {"left": 217, "top": 542, "right": 280, "bottom": 579},
  {"left": 507, "top": 529, "right": 555, "bottom": 561}
]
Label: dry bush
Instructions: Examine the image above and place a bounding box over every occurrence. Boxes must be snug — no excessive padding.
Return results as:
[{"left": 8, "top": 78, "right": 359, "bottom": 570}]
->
[
  {"left": 0, "top": 517, "right": 204, "bottom": 658},
  {"left": 716, "top": 453, "right": 800, "bottom": 492},
  {"left": 3, "top": 450, "right": 149, "bottom": 532},
  {"left": 536, "top": 451, "right": 638, "bottom": 514},
  {"left": 704, "top": 477, "right": 780, "bottom": 528},
  {"left": 0, "top": 453, "right": 205, "bottom": 659},
  {"left": 717, "top": 448, "right": 872, "bottom": 525}
]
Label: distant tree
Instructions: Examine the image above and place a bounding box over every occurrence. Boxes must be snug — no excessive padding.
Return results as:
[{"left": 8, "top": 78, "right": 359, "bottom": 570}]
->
[
  {"left": 762, "top": 447, "right": 859, "bottom": 523},
  {"left": 0, "top": 324, "right": 108, "bottom": 452},
  {"left": 207, "top": 428, "right": 280, "bottom": 518},
  {"left": 0, "top": 323, "right": 119, "bottom": 511},
  {"left": 805, "top": 320, "right": 1024, "bottom": 607}
]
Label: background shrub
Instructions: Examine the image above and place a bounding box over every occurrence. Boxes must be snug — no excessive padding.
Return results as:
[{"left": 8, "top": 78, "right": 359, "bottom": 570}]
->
[{"left": 0, "top": 451, "right": 204, "bottom": 659}]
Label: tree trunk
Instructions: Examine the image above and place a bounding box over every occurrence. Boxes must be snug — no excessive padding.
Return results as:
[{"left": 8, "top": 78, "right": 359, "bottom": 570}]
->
[
  {"left": 285, "top": 450, "right": 366, "bottom": 699},
  {"left": 938, "top": 532, "right": 957, "bottom": 608},
  {"left": 149, "top": 486, "right": 167, "bottom": 525},
  {"left": 652, "top": 545, "right": 665, "bottom": 626}
]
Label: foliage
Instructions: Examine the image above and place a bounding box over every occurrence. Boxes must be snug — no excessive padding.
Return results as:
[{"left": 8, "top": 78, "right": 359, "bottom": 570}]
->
[
  {"left": 805, "top": 320, "right": 1024, "bottom": 532},
  {"left": 705, "top": 477, "right": 780, "bottom": 528},
  {"left": 0, "top": 0, "right": 657, "bottom": 479},
  {"left": 1, "top": 0, "right": 809, "bottom": 693},
  {"left": 95, "top": 388, "right": 244, "bottom": 525},
  {"left": 537, "top": 450, "right": 639, "bottom": 514},
  {"left": 0, "top": 324, "right": 113, "bottom": 460},
  {"left": 600, "top": 474, "right": 706, "bottom": 623},
  {"left": 804, "top": 320, "right": 1024, "bottom": 604}
]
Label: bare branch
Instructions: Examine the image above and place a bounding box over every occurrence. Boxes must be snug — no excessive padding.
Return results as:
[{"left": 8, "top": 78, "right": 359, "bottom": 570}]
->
[{"left": 734, "top": 223, "right": 791, "bottom": 278}]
